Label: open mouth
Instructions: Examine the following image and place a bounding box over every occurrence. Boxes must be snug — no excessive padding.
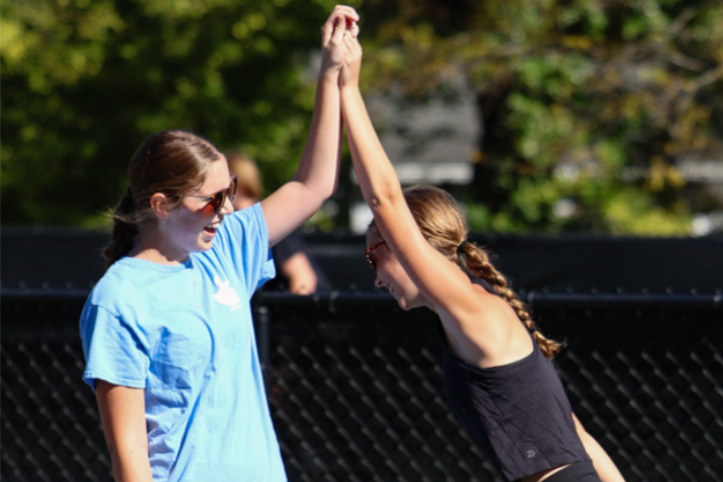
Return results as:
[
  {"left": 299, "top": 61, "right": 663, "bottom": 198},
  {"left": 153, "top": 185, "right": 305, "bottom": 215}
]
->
[{"left": 203, "top": 221, "right": 221, "bottom": 235}]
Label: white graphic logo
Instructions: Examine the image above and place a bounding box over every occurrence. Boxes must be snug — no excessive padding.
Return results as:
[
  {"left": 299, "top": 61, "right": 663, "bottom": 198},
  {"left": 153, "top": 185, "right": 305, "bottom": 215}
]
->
[
  {"left": 212, "top": 275, "right": 242, "bottom": 311},
  {"left": 526, "top": 450, "right": 536, "bottom": 459}
]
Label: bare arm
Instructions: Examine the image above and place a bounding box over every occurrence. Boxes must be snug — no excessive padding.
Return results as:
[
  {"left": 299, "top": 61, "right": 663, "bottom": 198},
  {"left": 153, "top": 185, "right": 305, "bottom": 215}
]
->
[
  {"left": 280, "top": 251, "right": 318, "bottom": 295},
  {"left": 339, "top": 34, "right": 509, "bottom": 346},
  {"left": 573, "top": 413, "right": 626, "bottom": 482},
  {"left": 261, "top": 6, "right": 359, "bottom": 247},
  {"left": 96, "top": 381, "right": 152, "bottom": 482}
]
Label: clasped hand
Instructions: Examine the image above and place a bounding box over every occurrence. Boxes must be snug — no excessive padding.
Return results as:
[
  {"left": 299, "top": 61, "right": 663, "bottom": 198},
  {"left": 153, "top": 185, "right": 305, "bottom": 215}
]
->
[{"left": 320, "top": 5, "right": 362, "bottom": 84}]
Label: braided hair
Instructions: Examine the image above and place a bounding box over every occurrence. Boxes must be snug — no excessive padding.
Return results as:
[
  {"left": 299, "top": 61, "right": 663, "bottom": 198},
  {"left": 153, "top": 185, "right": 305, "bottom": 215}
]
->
[{"left": 402, "top": 185, "right": 563, "bottom": 359}]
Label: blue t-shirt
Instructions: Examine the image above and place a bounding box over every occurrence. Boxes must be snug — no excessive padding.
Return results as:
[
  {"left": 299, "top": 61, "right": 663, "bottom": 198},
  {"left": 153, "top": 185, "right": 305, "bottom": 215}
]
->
[{"left": 80, "top": 204, "right": 286, "bottom": 482}]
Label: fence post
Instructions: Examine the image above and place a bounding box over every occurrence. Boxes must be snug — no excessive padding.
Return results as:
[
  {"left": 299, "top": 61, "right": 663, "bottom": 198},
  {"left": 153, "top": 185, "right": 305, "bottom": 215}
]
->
[{"left": 253, "top": 304, "right": 270, "bottom": 366}]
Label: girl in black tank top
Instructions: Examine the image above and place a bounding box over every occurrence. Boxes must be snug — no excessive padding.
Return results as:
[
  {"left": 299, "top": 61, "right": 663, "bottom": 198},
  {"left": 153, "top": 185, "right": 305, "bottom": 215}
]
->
[
  {"left": 340, "top": 33, "right": 625, "bottom": 482},
  {"left": 441, "top": 280, "right": 596, "bottom": 481}
]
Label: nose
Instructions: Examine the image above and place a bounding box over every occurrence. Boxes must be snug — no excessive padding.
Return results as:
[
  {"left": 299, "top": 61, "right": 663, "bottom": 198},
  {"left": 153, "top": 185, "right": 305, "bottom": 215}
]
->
[
  {"left": 219, "top": 196, "right": 234, "bottom": 215},
  {"left": 374, "top": 276, "right": 384, "bottom": 288}
]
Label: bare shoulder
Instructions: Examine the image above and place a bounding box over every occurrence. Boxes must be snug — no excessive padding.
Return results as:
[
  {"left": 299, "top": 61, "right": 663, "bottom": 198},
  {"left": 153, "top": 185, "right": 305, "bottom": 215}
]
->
[
  {"left": 438, "top": 281, "right": 533, "bottom": 368},
  {"left": 462, "top": 281, "right": 517, "bottom": 324}
]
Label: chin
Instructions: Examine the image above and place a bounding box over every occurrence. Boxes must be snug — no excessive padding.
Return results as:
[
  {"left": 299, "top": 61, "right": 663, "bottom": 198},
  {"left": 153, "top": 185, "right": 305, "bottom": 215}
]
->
[
  {"left": 197, "top": 236, "right": 215, "bottom": 251},
  {"left": 398, "top": 296, "right": 427, "bottom": 311},
  {"left": 188, "top": 242, "right": 212, "bottom": 254}
]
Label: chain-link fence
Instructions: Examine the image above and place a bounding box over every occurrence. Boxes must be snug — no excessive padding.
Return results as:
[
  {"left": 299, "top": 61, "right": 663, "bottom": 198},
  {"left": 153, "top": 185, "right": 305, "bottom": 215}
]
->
[{"left": 2, "top": 290, "right": 722, "bottom": 482}]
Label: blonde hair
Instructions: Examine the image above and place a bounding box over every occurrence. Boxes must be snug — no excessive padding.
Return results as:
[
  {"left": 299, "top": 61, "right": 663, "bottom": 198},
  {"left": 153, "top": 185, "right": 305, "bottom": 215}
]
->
[
  {"left": 225, "top": 151, "right": 263, "bottom": 200},
  {"left": 400, "top": 185, "right": 563, "bottom": 359}
]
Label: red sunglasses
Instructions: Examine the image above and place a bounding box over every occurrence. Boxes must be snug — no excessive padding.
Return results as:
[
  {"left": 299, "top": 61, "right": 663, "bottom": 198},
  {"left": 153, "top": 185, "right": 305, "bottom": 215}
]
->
[
  {"left": 363, "top": 240, "right": 386, "bottom": 271},
  {"left": 186, "top": 176, "right": 238, "bottom": 214}
]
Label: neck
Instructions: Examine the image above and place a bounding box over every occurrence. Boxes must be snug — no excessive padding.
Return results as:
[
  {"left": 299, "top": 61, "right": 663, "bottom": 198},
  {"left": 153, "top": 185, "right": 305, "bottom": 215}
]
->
[{"left": 130, "top": 229, "right": 188, "bottom": 265}]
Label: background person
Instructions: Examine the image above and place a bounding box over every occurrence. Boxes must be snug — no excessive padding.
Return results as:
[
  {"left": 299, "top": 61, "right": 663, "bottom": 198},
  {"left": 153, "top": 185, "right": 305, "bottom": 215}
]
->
[
  {"left": 226, "top": 151, "right": 330, "bottom": 295},
  {"left": 339, "top": 32, "right": 625, "bottom": 482},
  {"left": 79, "top": 6, "right": 359, "bottom": 482}
]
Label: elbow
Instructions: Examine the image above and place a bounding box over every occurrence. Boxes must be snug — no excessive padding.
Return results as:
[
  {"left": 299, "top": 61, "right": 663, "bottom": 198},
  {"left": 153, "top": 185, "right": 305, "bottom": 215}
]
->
[
  {"left": 323, "top": 179, "right": 339, "bottom": 200},
  {"left": 370, "top": 178, "right": 403, "bottom": 208},
  {"left": 313, "top": 183, "right": 337, "bottom": 211},
  {"left": 294, "top": 178, "right": 336, "bottom": 211},
  {"left": 107, "top": 437, "right": 149, "bottom": 470},
  {"left": 311, "top": 169, "right": 340, "bottom": 202},
  {"left": 369, "top": 194, "right": 385, "bottom": 213},
  {"left": 368, "top": 187, "right": 402, "bottom": 217}
]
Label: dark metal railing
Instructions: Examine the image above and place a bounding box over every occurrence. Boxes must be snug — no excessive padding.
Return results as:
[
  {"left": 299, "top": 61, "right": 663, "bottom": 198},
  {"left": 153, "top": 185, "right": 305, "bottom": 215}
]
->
[
  {"left": 5, "top": 286, "right": 719, "bottom": 308},
  {"left": 2, "top": 289, "right": 722, "bottom": 482}
]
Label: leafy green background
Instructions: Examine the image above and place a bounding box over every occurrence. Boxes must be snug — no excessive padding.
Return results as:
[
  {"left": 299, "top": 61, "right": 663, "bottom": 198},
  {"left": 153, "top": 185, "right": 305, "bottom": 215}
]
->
[{"left": 3, "top": 0, "right": 722, "bottom": 234}]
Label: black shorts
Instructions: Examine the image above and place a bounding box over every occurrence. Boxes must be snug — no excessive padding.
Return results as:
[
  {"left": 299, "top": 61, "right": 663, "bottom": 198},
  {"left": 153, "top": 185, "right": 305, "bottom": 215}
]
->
[{"left": 543, "top": 461, "right": 602, "bottom": 482}]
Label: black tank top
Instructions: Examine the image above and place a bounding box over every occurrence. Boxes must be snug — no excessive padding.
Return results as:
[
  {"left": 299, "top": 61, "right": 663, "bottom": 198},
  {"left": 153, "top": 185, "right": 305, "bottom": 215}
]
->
[{"left": 440, "top": 279, "right": 590, "bottom": 481}]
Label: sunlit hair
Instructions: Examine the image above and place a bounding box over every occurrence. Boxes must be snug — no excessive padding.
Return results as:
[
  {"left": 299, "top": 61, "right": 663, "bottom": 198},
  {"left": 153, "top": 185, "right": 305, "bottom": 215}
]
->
[
  {"left": 226, "top": 151, "right": 263, "bottom": 201},
  {"left": 102, "top": 130, "right": 222, "bottom": 270},
  {"left": 373, "top": 185, "right": 563, "bottom": 359}
]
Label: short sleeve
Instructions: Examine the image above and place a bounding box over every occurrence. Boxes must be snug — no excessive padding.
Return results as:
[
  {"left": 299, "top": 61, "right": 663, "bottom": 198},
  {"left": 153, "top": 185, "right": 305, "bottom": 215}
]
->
[
  {"left": 79, "top": 303, "right": 149, "bottom": 391},
  {"left": 211, "top": 203, "right": 275, "bottom": 294}
]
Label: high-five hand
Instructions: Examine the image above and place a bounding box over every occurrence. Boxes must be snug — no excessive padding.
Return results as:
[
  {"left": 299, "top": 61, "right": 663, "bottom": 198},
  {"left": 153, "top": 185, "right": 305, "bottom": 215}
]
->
[
  {"left": 341, "top": 31, "right": 363, "bottom": 89},
  {"left": 321, "top": 5, "right": 360, "bottom": 75}
]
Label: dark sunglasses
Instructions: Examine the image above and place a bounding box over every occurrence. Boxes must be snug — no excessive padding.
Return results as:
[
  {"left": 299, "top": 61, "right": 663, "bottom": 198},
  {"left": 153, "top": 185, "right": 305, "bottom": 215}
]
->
[
  {"left": 187, "top": 176, "right": 238, "bottom": 214},
  {"left": 363, "top": 239, "right": 386, "bottom": 271}
]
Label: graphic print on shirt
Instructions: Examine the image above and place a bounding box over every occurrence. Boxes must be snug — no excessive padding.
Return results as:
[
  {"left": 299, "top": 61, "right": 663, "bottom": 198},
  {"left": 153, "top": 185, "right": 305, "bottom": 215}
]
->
[{"left": 212, "top": 275, "right": 242, "bottom": 311}]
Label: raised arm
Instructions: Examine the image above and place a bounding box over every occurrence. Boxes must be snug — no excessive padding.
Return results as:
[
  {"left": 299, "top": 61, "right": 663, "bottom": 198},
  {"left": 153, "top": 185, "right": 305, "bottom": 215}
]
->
[
  {"left": 261, "top": 5, "right": 359, "bottom": 247},
  {"left": 339, "top": 36, "right": 488, "bottom": 324}
]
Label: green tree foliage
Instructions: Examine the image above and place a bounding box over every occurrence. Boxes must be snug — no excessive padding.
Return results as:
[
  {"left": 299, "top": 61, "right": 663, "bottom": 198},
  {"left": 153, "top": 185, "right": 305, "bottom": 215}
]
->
[
  {"left": 1, "top": 0, "right": 343, "bottom": 226},
  {"left": 4, "top": 0, "right": 722, "bottom": 235},
  {"left": 358, "top": 0, "right": 723, "bottom": 234}
]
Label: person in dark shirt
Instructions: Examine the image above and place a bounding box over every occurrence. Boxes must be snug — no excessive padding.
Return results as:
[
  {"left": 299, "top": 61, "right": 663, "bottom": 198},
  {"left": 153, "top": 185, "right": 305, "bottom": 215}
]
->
[
  {"left": 339, "top": 33, "right": 625, "bottom": 482},
  {"left": 226, "top": 151, "right": 330, "bottom": 294}
]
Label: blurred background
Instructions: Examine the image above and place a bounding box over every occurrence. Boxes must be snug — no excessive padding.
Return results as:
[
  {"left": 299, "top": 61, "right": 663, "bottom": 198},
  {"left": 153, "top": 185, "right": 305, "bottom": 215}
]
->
[
  {"left": 3, "top": 0, "right": 723, "bottom": 236},
  {"left": 2, "top": 1, "right": 723, "bottom": 481}
]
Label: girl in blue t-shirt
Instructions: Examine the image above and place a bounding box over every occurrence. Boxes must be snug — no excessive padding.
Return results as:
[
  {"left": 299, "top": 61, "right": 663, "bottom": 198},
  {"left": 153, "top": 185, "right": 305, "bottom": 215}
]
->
[
  {"left": 80, "top": 6, "right": 360, "bottom": 482},
  {"left": 338, "top": 30, "right": 626, "bottom": 482}
]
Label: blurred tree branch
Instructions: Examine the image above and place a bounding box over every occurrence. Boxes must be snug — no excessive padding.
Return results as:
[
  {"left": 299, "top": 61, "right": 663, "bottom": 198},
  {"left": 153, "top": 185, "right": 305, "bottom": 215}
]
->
[
  {"left": 357, "top": 0, "right": 723, "bottom": 234},
  {"left": 1, "top": 0, "right": 347, "bottom": 227}
]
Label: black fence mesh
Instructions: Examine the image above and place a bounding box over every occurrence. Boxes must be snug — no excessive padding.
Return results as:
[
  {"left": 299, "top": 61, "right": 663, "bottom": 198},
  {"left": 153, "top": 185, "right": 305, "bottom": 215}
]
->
[{"left": 2, "top": 292, "right": 722, "bottom": 482}]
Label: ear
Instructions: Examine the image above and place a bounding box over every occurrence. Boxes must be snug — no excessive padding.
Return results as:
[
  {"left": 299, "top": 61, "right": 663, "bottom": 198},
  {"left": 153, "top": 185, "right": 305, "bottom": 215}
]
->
[{"left": 149, "top": 193, "right": 173, "bottom": 221}]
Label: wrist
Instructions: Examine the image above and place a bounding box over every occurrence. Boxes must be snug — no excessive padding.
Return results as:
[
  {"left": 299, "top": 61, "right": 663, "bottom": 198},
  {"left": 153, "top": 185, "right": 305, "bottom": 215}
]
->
[
  {"left": 340, "top": 83, "right": 361, "bottom": 95},
  {"left": 318, "top": 67, "right": 341, "bottom": 84}
]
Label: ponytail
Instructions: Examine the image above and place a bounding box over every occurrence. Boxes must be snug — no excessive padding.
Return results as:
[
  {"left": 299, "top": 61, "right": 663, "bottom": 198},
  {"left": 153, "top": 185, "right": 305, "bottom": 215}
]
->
[
  {"left": 400, "top": 184, "right": 564, "bottom": 359},
  {"left": 102, "top": 188, "right": 140, "bottom": 271},
  {"left": 459, "top": 242, "right": 564, "bottom": 359}
]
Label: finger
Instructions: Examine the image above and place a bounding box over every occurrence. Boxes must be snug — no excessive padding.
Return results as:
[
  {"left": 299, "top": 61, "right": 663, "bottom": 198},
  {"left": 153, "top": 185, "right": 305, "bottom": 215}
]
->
[
  {"left": 344, "top": 34, "right": 361, "bottom": 56},
  {"left": 332, "top": 5, "right": 360, "bottom": 22},
  {"left": 322, "top": 6, "right": 358, "bottom": 44},
  {"left": 321, "top": 18, "right": 334, "bottom": 45},
  {"left": 321, "top": 16, "right": 346, "bottom": 45},
  {"left": 331, "top": 16, "right": 347, "bottom": 43},
  {"left": 350, "top": 21, "right": 360, "bottom": 38},
  {"left": 325, "top": 6, "right": 358, "bottom": 30}
]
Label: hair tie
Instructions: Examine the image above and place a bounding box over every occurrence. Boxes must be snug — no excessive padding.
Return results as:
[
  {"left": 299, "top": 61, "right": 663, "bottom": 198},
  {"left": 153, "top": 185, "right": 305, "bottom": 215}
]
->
[{"left": 456, "top": 239, "right": 468, "bottom": 255}]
